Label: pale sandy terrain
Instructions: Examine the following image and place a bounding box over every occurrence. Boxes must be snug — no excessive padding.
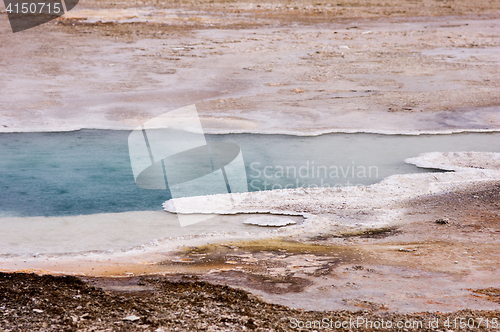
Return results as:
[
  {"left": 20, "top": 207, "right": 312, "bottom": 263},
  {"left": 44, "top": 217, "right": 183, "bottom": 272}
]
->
[{"left": 0, "top": 1, "right": 499, "bottom": 134}]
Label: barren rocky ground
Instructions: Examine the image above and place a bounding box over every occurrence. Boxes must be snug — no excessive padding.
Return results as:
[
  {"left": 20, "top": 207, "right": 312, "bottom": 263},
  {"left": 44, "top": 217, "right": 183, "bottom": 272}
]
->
[{"left": 1, "top": 272, "right": 500, "bottom": 331}]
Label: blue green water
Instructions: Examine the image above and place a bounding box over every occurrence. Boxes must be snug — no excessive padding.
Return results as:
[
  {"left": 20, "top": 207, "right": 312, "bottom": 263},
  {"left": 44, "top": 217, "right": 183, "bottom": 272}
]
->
[
  {"left": 0, "top": 130, "right": 166, "bottom": 217},
  {"left": 0, "top": 130, "right": 498, "bottom": 217}
]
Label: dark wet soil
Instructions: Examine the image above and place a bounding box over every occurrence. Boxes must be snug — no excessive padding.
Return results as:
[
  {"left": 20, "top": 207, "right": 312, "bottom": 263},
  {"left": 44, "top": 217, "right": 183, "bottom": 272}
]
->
[{"left": 1, "top": 272, "right": 500, "bottom": 331}]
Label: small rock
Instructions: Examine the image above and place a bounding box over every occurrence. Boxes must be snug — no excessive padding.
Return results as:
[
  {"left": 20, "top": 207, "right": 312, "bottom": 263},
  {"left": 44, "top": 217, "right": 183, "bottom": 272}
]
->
[
  {"left": 123, "top": 315, "right": 141, "bottom": 322},
  {"left": 33, "top": 309, "right": 43, "bottom": 313},
  {"left": 454, "top": 261, "right": 459, "bottom": 264},
  {"left": 435, "top": 218, "right": 449, "bottom": 225}
]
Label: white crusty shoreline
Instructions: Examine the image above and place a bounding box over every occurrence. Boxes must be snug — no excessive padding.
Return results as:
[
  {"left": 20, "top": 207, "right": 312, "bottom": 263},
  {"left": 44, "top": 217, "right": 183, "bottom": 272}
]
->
[
  {"left": 2, "top": 151, "right": 498, "bottom": 260},
  {"left": 2, "top": 125, "right": 500, "bottom": 136},
  {"left": 2, "top": 151, "right": 499, "bottom": 257},
  {"left": 164, "top": 151, "right": 500, "bottom": 234}
]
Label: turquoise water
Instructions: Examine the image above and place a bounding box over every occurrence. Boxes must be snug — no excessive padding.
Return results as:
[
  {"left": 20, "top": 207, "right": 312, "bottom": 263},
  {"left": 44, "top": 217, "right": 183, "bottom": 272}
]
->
[
  {"left": 0, "top": 130, "right": 167, "bottom": 217},
  {"left": 0, "top": 130, "right": 498, "bottom": 217}
]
